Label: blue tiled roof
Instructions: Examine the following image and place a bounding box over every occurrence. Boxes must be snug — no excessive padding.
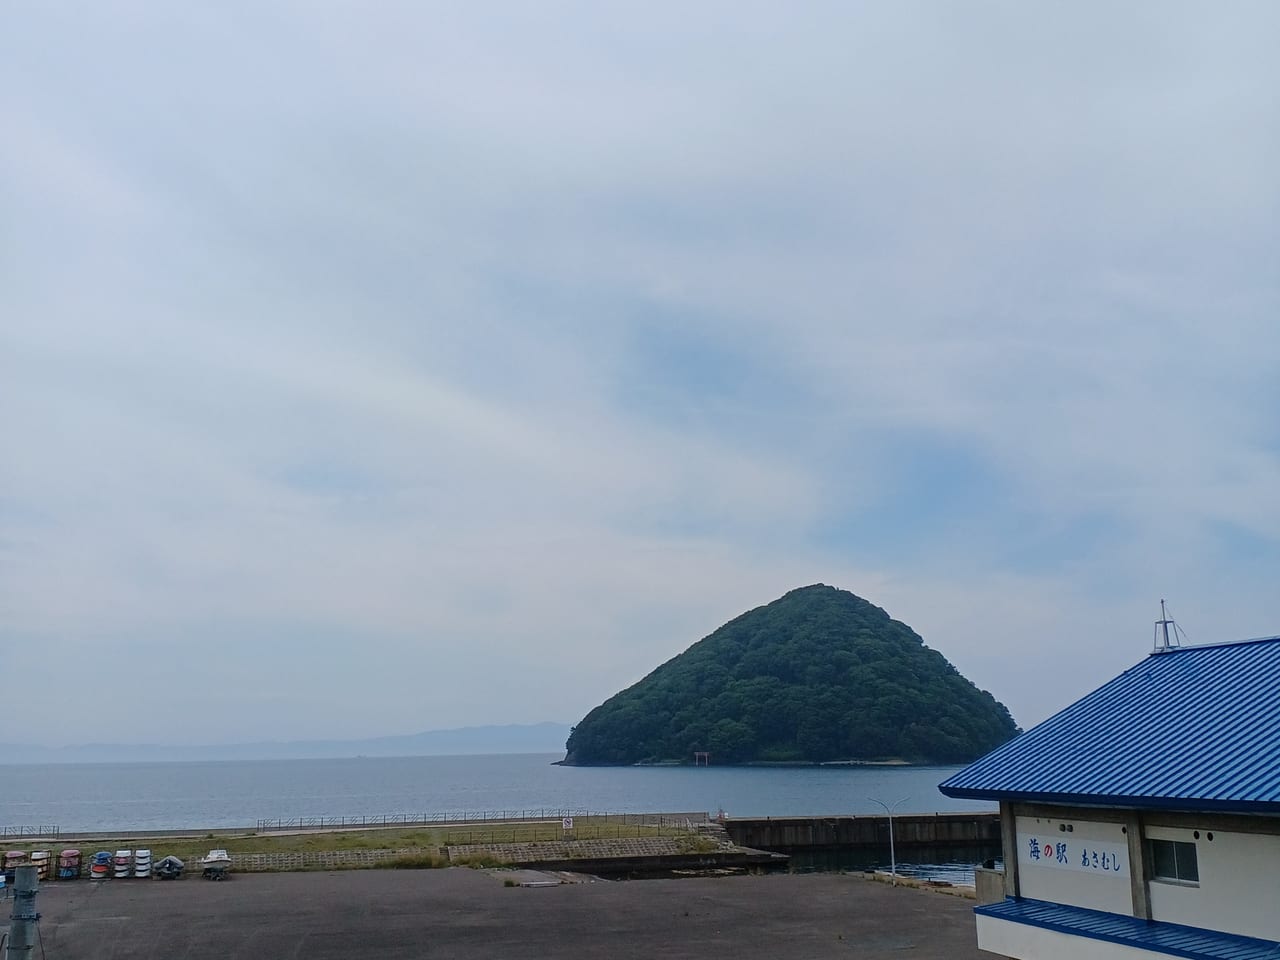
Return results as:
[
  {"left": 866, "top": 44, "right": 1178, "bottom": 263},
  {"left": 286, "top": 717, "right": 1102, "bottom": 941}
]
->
[
  {"left": 941, "top": 636, "right": 1280, "bottom": 813},
  {"left": 977, "top": 897, "right": 1280, "bottom": 960}
]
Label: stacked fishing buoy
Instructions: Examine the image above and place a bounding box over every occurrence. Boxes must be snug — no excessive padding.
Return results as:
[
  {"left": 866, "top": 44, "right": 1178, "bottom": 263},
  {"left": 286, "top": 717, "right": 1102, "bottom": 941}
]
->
[
  {"left": 133, "top": 848, "right": 152, "bottom": 878},
  {"left": 89, "top": 851, "right": 113, "bottom": 879},
  {"left": 58, "top": 849, "right": 82, "bottom": 880}
]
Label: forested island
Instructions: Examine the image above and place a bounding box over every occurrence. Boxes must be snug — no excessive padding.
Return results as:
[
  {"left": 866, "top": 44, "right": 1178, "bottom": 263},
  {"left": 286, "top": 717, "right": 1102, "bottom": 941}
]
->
[{"left": 563, "top": 584, "right": 1018, "bottom": 766}]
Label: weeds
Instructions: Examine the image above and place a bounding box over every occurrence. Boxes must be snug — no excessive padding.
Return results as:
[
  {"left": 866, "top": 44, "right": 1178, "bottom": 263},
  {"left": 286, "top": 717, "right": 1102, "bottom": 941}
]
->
[
  {"left": 451, "top": 851, "right": 507, "bottom": 869},
  {"left": 674, "top": 836, "right": 718, "bottom": 854},
  {"left": 53, "top": 816, "right": 712, "bottom": 875},
  {"left": 378, "top": 852, "right": 448, "bottom": 870}
]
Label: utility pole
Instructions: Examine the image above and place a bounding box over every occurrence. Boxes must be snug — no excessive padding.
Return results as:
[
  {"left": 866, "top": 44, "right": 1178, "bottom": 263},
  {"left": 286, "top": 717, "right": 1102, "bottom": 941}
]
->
[{"left": 5, "top": 865, "right": 38, "bottom": 960}]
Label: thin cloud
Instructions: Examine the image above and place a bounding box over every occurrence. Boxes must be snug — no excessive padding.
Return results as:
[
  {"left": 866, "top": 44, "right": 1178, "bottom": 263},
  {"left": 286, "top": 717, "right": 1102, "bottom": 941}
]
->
[{"left": 2, "top": 1, "right": 1276, "bottom": 744}]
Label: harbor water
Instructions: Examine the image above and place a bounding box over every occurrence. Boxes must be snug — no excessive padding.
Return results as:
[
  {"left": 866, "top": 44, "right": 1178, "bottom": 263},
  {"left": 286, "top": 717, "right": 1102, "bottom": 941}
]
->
[{"left": 0, "top": 753, "right": 993, "bottom": 833}]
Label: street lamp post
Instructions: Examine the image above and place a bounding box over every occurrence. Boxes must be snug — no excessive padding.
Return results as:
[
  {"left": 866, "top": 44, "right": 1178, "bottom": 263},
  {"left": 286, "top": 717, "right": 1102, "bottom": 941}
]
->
[{"left": 867, "top": 796, "right": 909, "bottom": 881}]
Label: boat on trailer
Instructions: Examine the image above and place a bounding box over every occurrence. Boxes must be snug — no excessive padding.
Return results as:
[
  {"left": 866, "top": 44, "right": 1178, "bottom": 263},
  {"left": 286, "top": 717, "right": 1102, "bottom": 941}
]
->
[{"left": 200, "top": 849, "right": 232, "bottom": 880}]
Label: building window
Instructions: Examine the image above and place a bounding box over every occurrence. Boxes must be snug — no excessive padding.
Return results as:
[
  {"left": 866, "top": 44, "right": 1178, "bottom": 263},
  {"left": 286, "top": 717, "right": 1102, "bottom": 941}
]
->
[{"left": 1150, "top": 839, "right": 1199, "bottom": 884}]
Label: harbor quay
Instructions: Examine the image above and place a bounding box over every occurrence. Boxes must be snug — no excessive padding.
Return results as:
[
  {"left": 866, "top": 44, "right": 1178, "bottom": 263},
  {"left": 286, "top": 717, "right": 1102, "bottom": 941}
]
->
[
  {"left": 2, "top": 811, "right": 1000, "bottom": 879},
  {"left": 722, "top": 812, "right": 1000, "bottom": 851},
  {"left": 28, "top": 868, "right": 985, "bottom": 960}
]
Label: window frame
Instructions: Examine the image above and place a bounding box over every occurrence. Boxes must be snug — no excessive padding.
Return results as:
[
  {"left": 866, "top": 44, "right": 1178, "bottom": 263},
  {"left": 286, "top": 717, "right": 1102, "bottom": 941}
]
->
[{"left": 1148, "top": 838, "right": 1199, "bottom": 886}]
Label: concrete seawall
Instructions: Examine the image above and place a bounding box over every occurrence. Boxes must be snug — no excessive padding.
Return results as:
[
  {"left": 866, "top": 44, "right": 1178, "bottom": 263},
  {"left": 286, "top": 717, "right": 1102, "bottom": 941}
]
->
[{"left": 723, "top": 812, "right": 1001, "bottom": 851}]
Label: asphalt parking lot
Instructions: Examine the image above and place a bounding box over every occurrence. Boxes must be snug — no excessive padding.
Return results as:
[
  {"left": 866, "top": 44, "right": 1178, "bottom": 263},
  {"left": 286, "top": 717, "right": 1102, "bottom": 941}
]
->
[{"left": 27, "top": 869, "right": 985, "bottom": 959}]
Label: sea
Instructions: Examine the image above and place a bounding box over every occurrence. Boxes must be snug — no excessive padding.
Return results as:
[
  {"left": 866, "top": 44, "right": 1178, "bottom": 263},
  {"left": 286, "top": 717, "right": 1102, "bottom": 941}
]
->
[{"left": 0, "top": 754, "right": 998, "bottom": 881}]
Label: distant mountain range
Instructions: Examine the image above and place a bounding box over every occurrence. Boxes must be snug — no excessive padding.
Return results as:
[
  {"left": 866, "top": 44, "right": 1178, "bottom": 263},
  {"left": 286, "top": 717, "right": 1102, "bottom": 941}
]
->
[{"left": 0, "top": 722, "right": 572, "bottom": 764}]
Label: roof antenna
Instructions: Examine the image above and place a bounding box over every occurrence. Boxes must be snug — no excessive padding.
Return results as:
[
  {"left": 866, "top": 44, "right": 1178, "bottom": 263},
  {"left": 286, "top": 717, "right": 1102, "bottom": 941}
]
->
[{"left": 1153, "top": 600, "right": 1186, "bottom": 653}]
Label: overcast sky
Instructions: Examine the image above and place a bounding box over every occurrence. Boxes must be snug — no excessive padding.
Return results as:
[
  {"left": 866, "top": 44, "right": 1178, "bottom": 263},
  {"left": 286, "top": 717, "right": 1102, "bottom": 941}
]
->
[{"left": 3, "top": 1, "right": 1277, "bottom": 747}]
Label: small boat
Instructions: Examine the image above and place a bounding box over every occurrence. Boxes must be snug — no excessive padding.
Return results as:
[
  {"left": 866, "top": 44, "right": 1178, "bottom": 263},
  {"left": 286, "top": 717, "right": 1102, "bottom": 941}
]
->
[
  {"left": 200, "top": 849, "right": 231, "bottom": 880},
  {"left": 90, "top": 851, "right": 113, "bottom": 880},
  {"left": 113, "top": 849, "right": 133, "bottom": 878},
  {"left": 134, "top": 848, "right": 152, "bottom": 878},
  {"left": 57, "top": 849, "right": 82, "bottom": 880},
  {"left": 153, "top": 855, "right": 185, "bottom": 880}
]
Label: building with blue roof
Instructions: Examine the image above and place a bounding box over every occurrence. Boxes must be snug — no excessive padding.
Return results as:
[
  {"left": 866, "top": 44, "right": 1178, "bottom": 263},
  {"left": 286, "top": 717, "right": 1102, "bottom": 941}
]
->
[{"left": 939, "top": 630, "right": 1280, "bottom": 960}]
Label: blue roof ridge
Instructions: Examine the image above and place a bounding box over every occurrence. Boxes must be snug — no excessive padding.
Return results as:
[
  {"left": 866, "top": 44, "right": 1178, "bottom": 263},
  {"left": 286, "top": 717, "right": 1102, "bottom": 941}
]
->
[{"left": 1150, "top": 634, "right": 1280, "bottom": 655}]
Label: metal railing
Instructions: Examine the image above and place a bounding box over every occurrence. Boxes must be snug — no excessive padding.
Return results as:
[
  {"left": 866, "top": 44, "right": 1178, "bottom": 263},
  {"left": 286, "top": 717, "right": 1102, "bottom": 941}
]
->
[
  {"left": 256, "top": 808, "right": 590, "bottom": 832},
  {"left": 1, "top": 825, "right": 60, "bottom": 839},
  {"left": 255, "top": 809, "right": 708, "bottom": 832}
]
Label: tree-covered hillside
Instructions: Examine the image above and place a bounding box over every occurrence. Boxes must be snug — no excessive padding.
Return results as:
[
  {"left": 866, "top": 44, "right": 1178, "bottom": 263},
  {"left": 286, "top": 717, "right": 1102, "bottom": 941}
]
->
[{"left": 563, "top": 585, "right": 1018, "bottom": 765}]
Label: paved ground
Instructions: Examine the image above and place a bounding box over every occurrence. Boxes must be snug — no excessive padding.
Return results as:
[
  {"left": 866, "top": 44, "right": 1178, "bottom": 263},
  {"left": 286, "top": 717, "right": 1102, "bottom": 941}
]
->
[{"left": 30, "top": 869, "right": 984, "bottom": 959}]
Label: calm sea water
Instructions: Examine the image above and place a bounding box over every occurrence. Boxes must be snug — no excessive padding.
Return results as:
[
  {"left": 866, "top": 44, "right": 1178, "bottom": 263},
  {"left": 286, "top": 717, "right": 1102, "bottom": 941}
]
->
[{"left": 0, "top": 753, "right": 991, "bottom": 833}]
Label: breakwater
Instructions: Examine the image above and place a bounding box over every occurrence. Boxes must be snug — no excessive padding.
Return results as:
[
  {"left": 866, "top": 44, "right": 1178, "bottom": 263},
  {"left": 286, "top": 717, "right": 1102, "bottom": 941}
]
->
[{"left": 723, "top": 812, "right": 1000, "bottom": 852}]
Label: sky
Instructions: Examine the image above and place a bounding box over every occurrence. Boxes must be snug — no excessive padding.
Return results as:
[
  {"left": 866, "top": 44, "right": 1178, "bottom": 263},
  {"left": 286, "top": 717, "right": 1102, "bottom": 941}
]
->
[{"left": 3, "top": 1, "right": 1277, "bottom": 747}]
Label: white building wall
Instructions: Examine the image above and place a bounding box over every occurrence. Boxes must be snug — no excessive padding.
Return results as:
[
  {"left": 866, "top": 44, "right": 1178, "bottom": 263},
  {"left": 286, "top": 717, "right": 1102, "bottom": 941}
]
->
[
  {"left": 1014, "top": 815, "right": 1131, "bottom": 914},
  {"left": 1146, "top": 823, "right": 1280, "bottom": 941}
]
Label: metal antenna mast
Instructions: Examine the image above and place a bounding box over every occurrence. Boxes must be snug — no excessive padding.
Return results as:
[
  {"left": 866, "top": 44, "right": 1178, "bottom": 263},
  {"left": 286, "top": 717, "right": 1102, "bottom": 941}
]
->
[{"left": 1153, "top": 600, "right": 1184, "bottom": 652}]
